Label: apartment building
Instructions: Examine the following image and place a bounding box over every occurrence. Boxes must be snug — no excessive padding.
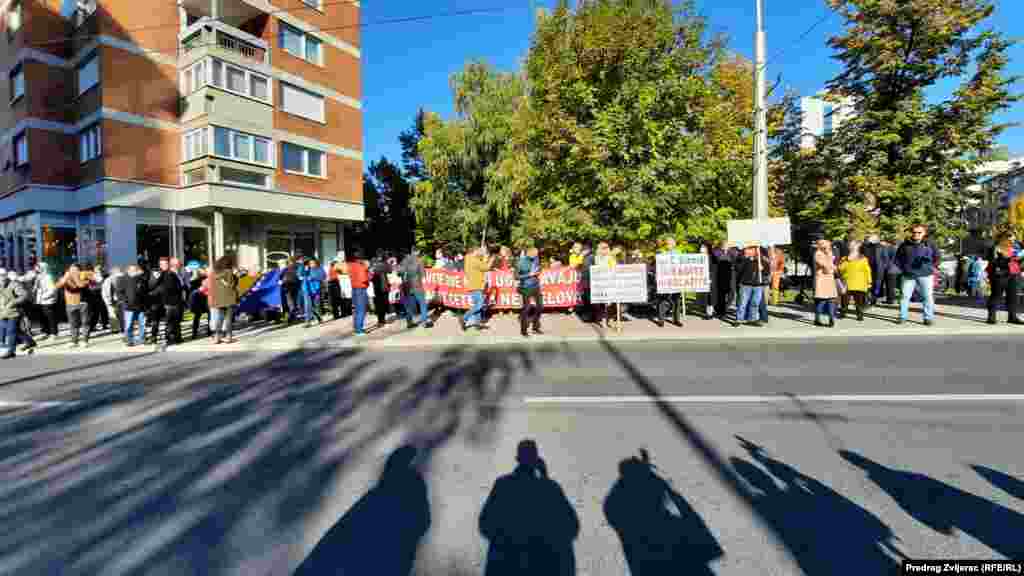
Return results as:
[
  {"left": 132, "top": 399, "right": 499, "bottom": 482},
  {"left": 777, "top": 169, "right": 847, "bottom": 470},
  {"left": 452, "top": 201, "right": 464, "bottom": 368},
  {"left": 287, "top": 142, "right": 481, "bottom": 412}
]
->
[
  {"left": 0, "top": 0, "right": 362, "bottom": 274},
  {"left": 800, "top": 91, "right": 855, "bottom": 150}
]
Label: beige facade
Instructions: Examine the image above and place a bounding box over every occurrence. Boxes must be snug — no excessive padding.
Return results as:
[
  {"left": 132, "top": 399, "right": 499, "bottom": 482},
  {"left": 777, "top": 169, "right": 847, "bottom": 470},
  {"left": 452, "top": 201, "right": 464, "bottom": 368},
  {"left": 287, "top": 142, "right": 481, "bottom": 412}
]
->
[{"left": 0, "top": 0, "right": 362, "bottom": 273}]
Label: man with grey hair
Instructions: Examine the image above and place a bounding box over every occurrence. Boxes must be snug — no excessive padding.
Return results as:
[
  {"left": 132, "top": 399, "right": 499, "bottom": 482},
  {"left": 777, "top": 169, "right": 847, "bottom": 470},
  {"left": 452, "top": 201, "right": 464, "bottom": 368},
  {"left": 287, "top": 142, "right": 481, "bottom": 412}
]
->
[
  {"left": 102, "top": 266, "right": 124, "bottom": 335},
  {"left": 399, "top": 248, "right": 431, "bottom": 329}
]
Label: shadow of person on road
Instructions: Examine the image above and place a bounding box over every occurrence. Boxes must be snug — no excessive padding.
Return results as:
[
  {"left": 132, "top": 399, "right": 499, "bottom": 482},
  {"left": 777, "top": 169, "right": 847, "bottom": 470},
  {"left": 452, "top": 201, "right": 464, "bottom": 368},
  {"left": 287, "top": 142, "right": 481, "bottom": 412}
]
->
[
  {"left": 841, "top": 450, "right": 1024, "bottom": 558},
  {"left": 731, "top": 438, "right": 904, "bottom": 575},
  {"left": 293, "top": 445, "right": 430, "bottom": 576},
  {"left": 604, "top": 449, "right": 723, "bottom": 576},
  {"left": 479, "top": 439, "right": 579, "bottom": 576},
  {"left": 971, "top": 464, "right": 1024, "bottom": 502}
]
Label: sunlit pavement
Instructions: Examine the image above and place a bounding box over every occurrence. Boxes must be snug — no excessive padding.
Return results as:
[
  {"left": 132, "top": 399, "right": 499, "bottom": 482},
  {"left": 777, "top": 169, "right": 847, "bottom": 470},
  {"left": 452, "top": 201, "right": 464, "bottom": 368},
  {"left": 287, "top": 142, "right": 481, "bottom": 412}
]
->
[{"left": 1, "top": 335, "right": 1022, "bottom": 574}]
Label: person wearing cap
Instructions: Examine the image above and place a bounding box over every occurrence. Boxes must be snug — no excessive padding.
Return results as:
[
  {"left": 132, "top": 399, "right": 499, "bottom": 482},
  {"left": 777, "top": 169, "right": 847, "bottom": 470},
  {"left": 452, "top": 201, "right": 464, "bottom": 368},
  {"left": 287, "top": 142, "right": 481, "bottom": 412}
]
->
[{"left": 56, "top": 263, "right": 93, "bottom": 348}]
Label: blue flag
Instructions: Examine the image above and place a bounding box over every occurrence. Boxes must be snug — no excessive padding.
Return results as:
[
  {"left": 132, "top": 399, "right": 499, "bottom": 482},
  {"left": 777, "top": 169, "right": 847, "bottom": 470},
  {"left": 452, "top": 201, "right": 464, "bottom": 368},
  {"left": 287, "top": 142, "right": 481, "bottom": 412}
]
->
[{"left": 236, "top": 269, "right": 283, "bottom": 315}]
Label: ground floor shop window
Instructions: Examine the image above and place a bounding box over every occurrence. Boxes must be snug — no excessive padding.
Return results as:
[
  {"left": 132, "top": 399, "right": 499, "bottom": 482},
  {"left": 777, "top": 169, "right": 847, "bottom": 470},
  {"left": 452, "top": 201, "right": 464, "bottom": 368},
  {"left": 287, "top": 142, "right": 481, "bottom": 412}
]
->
[
  {"left": 42, "top": 226, "right": 77, "bottom": 275},
  {"left": 138, "top": 224, "right": 170, "bottom": 269},
  {"left": 183, "top": 227, "right": 209, "bottom": 268}
]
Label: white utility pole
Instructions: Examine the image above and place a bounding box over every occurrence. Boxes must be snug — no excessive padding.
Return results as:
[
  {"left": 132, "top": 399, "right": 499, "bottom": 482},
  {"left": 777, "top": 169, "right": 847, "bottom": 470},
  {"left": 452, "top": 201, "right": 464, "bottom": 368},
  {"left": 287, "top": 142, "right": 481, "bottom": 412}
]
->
[{"left": 752, "top": 0, "right": 769, "bottom": 221}]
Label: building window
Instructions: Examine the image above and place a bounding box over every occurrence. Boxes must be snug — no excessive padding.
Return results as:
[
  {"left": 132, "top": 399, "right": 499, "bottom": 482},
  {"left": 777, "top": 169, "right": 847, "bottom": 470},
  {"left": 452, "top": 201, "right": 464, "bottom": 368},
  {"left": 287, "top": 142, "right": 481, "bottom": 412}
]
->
[
  {"left": 279, "top": 22, "right": 322, "bottom": 65},
  {"left": 7, "top": 1, "right": 22, "bottom": 40},
  {"left": 77, "top": 53, "right": 99, "bottom": 96},
  {"left": 13, "top": 132, "right": 27, "bottom": 166},
  {"left": 183, "top": 127, "right": 208, "bottom": 161},
  {"left": 211, "top": 126, "right": 273, "bottom": 166},
  {"left": 181, "top": 60, "right": 205, "bottom": 94},
  {"left": 9, "top": 65, "right": 23, "bottom": 102},
  {"left": 79, "top": 124, "right": 101, "bottom": 163},
  {"left": 282, "top": 142, "right": 324, "bottom": 177},
  {"left": 184, "top": 167, "right": 206, "bottom": 186},
  {"left": 207, "top": 58, "right": 271, "bottom": 102},
  {"left": 280, "top": 82, "right": 325, "bottom": 123},
  {"left": 220, "top": 166, "right": 269, "bottom": 188}
]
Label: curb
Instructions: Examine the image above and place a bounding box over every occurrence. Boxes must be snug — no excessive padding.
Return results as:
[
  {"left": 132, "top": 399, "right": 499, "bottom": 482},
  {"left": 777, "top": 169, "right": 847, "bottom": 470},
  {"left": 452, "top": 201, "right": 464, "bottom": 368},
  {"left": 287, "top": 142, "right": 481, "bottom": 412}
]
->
[{"left": 20, "top": 323, "right": 1024, "bottom": 355}]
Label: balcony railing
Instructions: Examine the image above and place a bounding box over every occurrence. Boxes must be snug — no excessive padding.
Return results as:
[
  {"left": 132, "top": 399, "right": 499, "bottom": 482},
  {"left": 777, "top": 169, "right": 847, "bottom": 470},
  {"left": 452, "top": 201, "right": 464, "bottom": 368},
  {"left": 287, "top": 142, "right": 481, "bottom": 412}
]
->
[{"left": 180, "top": 18, "right": 269, "bottom": 66}]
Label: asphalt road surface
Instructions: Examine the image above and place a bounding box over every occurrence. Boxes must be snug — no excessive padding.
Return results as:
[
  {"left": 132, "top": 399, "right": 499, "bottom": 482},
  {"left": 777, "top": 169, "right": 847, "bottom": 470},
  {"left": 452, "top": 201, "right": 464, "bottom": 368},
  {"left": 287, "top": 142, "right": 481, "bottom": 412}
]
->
[{"left": 2, "top": 335, "right": 1023, "bottom": 575}]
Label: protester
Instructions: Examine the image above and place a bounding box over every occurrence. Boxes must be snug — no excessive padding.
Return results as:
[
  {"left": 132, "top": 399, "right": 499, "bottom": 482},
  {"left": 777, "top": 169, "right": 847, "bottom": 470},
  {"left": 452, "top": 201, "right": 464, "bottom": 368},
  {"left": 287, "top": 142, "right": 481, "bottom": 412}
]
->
[
  {"left": 839, "top": 240, "right": 872, "bottom": 322},
  {"left": 370, "top": 250, "right": 391, "bottom": 327},
  {"left": 0, "top": 270, "right": 29, "bottom": 359},
  {"left": 569, "top": 243, "right": 584, "bottom": 270},
  {"left": 117, "top": 264, "right": 149, "bottom": 347},
  {"left": 516, "top": 245, "right": 544, "bottom": 337},
  {"left": 208, "top": 255, "right": 239, "bottom": 343},
  {"left": 145, "top": 262, "right": 165, "bottom": 345},
  {"left": 713, "top": 241, "right": 734, "bottom": 319},
  {"left": 770, "top": 246, "right": 785, "bottom": 305},
  {"left": 348, "top": 252, "right": 371, "bottom": 336},
  {"left": 813, "top": 239, "right": 838, "bottom": 327},
  {"left": 150, "top": 256, "right": 187, "bottom": 349},
  {"left": 735, "top": 245, "right": 769, "bottom": 327},
  {"left": 656, "top": 237, "right": 683, "bottom": 327},
  {"left": 895, "top": 224, "right": 940, "bottom": 326},
  {"left": 434, "top": 249, "right": 448, "bottom": 270},
  {"left": 56, "top": 263, "right": 92, "bottom": 348},
  {"left": 188, "top": 268, "right": 209, "bottom": 339},
  {"left": 301, "top": 258, "right": 326, "bottom": 327},
  {"left": 967, "top": 254, "right": 986, "bottom": 304},
  {"left": 863, "top": 235, "right": 880, "bottom": 305},
  {"left": 881, "top": 239, "right": 900, "bottom": 305},
  {"left": 580, "top": 243, "right": 595, "bottom": 322},
  {"left": 280, "top": 257, "right": 302, "bottom": 324},
  {"left": 986, "top": 231, "right": 1022, "bottom": 325},
  {"left": 32, "top": 262, "right": 58, "bottom": 340},
  {"left": 327, "top": 259, "right": 343, "bottom": 320},
  {"left": 399, "top": 249, "right": 431, "bottom": 329},
  {"left": 84, "top": 265, "right": 106, "bottom": 334},
  {"left": 12, "top": 271, "right": 36, "bottom": 353},
  {"left": 102, "top": 266, "right": 124, "bottom": 335},
  {"left": 463, "top": 245, "right": 493, "bottom": 331},
  {"left": 594, "top": 242, "right": 616, "bottom": 327}
]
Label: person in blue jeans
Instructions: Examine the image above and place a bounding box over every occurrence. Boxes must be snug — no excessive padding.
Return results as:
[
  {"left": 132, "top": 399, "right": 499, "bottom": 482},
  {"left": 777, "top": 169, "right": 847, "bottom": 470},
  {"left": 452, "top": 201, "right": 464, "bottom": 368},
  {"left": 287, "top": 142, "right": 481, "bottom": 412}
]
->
[
  {"left": 399, "top": 249, "right": 431, "bottom": 329},
  {"left": 116, "top": 265, "right": 150, "bottom": 347},
  {"left": 0, "top": 270, "right": 29, "bottom": 359},
  {"left": 300, "top": 258, "right": 326, "bottom": 327},
  {"left": 735, "top": 246, "right": 769, "bottom": 327},
  {"left": 347, "top": 254, "right": 371, "bottom": 335},
  {"left": 895, "top": 224, "right": 940, "bottom": 326}
]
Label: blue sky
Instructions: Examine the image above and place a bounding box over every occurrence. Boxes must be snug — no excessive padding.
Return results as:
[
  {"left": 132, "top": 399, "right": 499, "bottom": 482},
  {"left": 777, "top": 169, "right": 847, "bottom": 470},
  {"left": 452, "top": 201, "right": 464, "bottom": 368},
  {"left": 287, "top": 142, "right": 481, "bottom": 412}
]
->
[{"left": 360, "top": 0, "right": 1024, "bottom": 170}]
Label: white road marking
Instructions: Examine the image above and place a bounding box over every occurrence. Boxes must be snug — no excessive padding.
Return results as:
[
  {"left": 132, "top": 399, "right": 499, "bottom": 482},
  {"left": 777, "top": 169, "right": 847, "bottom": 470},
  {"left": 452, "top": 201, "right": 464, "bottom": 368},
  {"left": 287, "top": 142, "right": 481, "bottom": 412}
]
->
[
  {"left": 523, "top": 394, "right": 1024, "bottom": 404},
  {"left": 0, "top": 400, "right": 78, "bottom": 409}
]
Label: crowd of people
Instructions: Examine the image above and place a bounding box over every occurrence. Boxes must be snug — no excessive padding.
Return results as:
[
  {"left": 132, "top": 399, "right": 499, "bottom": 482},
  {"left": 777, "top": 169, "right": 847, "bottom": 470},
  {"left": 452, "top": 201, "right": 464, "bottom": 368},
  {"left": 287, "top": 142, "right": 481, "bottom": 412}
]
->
[{"left": 1, "top": 223, "right": 1021, "bottom": 358}]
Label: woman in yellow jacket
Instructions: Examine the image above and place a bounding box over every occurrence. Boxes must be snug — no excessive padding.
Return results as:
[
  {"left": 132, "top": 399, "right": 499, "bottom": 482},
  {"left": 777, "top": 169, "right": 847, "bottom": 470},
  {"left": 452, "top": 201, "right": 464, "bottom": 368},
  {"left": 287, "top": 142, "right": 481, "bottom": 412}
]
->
[{"left": 838, "top": 240, "right": 872, "bottom": 322}]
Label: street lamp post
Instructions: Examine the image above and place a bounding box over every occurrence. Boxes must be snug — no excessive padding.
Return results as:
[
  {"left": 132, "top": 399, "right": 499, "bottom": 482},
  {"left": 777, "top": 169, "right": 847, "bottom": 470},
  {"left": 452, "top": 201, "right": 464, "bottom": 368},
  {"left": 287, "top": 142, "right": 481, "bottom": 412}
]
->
[{"left": 752, "top": 0, "right": 769, "bottom": 222}]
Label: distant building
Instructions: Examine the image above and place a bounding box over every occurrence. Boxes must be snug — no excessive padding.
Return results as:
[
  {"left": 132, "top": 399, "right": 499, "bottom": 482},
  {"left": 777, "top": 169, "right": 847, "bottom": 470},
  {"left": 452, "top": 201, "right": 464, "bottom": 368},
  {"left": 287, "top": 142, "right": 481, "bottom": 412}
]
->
[
  {"left": 800, "top": 91, "right": 855, "bottom": 149},
  {"left": 962, "top": 158, "right": 1024, "bottom": 254}
]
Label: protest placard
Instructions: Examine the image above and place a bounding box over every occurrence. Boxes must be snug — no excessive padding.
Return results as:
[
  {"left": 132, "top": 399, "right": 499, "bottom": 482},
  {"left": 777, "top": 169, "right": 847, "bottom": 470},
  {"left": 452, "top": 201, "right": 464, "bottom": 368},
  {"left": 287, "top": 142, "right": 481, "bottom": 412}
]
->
[
  {"left": 590, "top": 264, "right": 648, "bottom": 304},
  {"left": 656, "top": 253, "right": 710, "bottom": 294}
]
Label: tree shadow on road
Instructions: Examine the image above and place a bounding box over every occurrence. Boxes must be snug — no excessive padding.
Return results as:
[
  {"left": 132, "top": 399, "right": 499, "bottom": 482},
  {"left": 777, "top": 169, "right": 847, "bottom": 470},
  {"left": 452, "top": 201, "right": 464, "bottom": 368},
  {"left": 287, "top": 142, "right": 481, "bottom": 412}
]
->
[
  {"left": 604, "top": 448, "right": 723, "bottom": 576},
  {"left": 479, "top": 439, "right": 579, "bottom": 576},
  {"left": 0, "top": 343, "right": 571, "bottom": 576},
  {"left": 841, "top": 450, "right": 1024, "bottom": 559},
  {"left": 293, "top": 445, "right": 430, "bottom": 576},
  {"left": 971, "top": 464, "right": 1024, "bottom": 502},
  {"left": 732, "top": 438, "right": 904, "bottom": 576}
]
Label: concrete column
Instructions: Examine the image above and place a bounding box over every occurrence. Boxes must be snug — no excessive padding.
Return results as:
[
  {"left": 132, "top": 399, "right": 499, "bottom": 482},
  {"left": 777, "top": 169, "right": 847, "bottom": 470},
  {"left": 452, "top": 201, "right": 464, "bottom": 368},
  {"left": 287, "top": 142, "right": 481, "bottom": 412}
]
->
[
  {"left": 210, "top": 0, "right": 220, "bottom": 20},
  {"left": 105, "top": 207, "right": 138, "bottom": 267},
  {"left": 336, "top": 222, "right": 345, "bottom": 260},
  {"left": 213, "top": 209, "right": 225, "bottom": 262},
  {"left": 179, "top": 6, "right": 188, "bottom": 30}
]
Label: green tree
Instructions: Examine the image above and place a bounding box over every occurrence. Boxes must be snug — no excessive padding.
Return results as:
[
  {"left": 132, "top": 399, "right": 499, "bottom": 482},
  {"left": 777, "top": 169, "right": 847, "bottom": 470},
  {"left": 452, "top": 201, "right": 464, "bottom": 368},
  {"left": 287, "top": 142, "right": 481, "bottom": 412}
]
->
[
  {"left": 823, "top": 0, "right": 1020, "bottom": 246},
  {"left": 520, "top": 0, "right": 737, "bottom": 248}
]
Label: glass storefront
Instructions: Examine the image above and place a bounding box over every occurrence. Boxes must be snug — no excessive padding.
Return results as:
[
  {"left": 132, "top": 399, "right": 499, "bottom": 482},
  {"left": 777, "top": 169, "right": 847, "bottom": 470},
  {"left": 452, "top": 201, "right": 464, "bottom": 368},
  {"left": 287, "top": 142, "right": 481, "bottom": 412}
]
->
[
  {"left": 137, "top": 224, "right": 170, "bottom": 269},
  {"left": 183, "top": 227, "right": 209, "bottom": 268},
  {"left": 79, "top": 226, "right": 107, "bottom": 270},
  {"left": 42, "top": 226, "right": 78, "bottom": 275}
]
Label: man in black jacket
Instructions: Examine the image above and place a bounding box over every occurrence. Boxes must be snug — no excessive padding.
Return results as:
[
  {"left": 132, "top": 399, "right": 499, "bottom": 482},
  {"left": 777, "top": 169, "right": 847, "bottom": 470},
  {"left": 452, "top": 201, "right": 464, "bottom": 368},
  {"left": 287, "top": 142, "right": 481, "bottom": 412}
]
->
[
  {"left": 279, "top": 257, "right": 301, "bottom": 324},
  {"left": 149, "top": 257, "right": 186, "bottom": 348},
  {"left": 117, "top": 264, "right": 150, "bottom": 346}
]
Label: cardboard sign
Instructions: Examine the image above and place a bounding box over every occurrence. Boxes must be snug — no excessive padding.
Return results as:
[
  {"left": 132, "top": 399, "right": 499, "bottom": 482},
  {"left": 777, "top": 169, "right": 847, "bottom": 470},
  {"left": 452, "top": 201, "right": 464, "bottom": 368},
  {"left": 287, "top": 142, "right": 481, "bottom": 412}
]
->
[
  {"left": 656, "top": 253, "right": 710, "bottom": 294},
  {"left": 727, "top": 218, "right": 792, "bottom": 247},
  {"left": 590, "top": 264, "right": 648, "bottom": 304}
]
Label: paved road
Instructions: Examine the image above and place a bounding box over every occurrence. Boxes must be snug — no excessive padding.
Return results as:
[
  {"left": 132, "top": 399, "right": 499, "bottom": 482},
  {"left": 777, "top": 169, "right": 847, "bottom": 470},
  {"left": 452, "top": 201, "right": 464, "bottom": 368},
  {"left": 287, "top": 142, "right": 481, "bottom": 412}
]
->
[{"left": 2, "top": 336, "right": 1023, "bottom": 575}]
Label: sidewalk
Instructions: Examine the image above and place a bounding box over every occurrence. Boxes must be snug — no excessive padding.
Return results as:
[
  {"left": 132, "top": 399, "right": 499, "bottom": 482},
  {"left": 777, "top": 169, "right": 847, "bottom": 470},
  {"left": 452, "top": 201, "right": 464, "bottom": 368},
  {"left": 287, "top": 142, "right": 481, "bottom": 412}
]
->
[{"left": 19, "top": 296, "right": 1023, "bottom": 356}]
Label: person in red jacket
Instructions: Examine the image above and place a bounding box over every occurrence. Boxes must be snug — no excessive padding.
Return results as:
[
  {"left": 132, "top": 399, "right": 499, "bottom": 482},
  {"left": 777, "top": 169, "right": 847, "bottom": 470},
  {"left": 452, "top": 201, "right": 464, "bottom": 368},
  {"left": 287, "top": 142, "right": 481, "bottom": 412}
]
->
[{"left": 347, "top": 252, "right": 371, "bottom": 335}]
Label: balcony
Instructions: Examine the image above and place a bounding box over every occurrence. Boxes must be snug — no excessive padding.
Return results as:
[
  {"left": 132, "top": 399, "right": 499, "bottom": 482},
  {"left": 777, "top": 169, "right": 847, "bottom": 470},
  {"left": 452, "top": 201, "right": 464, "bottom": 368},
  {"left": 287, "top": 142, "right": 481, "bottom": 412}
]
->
[{"left": 180, "top": 18, "right": 269, "bottom": 66}]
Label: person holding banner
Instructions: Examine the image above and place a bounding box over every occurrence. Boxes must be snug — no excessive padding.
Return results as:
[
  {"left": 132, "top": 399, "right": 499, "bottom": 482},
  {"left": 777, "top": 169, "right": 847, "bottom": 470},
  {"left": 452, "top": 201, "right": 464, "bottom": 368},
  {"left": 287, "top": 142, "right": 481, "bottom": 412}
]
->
[
  {"left": 594, "top": 243, "right": 616, "bottom": 328},
  {"left": 516, "top": 246, "right": 544, "bottom": 337},
  {"left": 656, "top": 237, "right": 683, "bottom": 327},
  {"left": 463, "top": 246, "right": 494, "bottom": 331}
]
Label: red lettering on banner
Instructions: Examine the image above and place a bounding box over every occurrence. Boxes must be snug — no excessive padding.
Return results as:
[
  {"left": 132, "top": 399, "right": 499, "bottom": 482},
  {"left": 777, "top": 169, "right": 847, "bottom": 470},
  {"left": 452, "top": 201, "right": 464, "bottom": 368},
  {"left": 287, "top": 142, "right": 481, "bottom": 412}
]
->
[{"left": 398, "top": 267, "right": 581, "bottom": 310}]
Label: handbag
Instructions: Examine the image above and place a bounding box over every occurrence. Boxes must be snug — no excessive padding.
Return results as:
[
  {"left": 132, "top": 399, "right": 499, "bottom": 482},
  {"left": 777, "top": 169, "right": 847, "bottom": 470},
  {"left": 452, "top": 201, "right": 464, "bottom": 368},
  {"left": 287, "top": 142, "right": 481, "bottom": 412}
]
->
[{"left": 835, "top": 277, "right": 847, "bottom": 295}]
